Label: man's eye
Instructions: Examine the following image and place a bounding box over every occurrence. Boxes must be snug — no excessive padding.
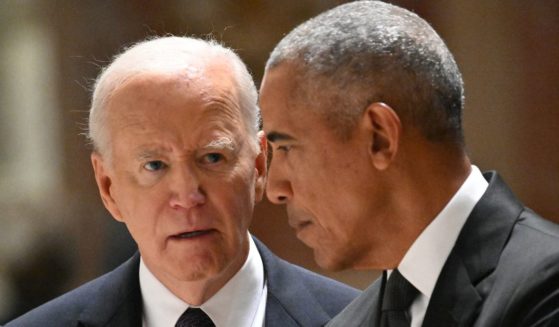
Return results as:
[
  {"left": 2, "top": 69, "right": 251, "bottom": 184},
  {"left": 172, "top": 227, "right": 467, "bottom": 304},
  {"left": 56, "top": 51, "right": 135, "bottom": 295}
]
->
[
  {"left": 144, "top": 161, "right": 166, "bottom": 171},
  {"left": 275, "top": 145, "right": 292, "bottom": 153},
  {"left": 202, "top": 153, "right": 224, "bottom": 164}
]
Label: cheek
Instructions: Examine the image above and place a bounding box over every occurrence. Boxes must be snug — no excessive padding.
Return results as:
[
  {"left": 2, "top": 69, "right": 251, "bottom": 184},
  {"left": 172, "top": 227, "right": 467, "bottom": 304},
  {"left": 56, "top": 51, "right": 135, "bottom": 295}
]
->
[
  {"left": 294, "top": 169, "right": 329, "bottom": 205},
  {"left": 229, "top": 182, "right": 255, "bottom": 229},
  {"left": 209, "top": 171, "right": 255, "bottom": 228},
  {"left": 112, "top": 177, "right": 169, "bottom": 230}
]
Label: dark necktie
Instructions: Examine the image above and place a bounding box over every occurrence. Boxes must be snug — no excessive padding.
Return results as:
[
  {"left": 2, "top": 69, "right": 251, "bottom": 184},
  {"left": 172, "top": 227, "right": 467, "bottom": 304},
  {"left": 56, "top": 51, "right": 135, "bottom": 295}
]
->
[
  {"left": 175, "top": 308, "right": 215, "bottom": 327},
  {"left": 380, "top": 269, "right": 419, "bottom": 327}
]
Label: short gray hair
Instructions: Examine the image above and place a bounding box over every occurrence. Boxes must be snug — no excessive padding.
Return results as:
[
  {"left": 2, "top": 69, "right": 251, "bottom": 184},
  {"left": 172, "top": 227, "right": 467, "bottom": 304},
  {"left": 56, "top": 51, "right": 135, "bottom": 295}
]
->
[
  {"left": 266, "top": 0, "right": 464, "bottom": 143},
  {"left": 88, "top": 36, "right": 260, "bottom": 156}
]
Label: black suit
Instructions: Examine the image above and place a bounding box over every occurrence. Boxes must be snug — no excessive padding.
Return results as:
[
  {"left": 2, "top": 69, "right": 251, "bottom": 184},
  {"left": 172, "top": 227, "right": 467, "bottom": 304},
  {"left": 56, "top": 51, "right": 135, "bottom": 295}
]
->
[
  {"left": 327, "top": 172, "right": 559, "bottom": 326},
  {"left": 7, "top": 237, "right": 359, "bottom": 327}
]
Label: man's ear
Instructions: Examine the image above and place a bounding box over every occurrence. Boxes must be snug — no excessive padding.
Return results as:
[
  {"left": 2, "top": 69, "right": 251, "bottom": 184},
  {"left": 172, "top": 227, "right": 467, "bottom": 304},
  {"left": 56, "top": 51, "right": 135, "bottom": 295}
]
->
[
  {"left": 91, "top": 152, "right": 124, "bottom": 222},
  {"left": 362, "top": 102, "right": 401, "bottom": 170},
  {"left": 253, "top": 131, "right": 268, "bottom": 202}
]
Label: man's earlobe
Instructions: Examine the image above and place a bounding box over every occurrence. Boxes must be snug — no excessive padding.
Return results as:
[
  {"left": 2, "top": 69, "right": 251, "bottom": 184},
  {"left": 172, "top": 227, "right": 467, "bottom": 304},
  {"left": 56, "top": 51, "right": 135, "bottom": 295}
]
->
[
  {"left": 254, "top": 131, "right": 268, "bottom": 202},
  {"left": 91, "top": 152, "right": 124, "bottom": 222},
  {"left": 363, "top": 102, "right": 401, "bottom": 170}
]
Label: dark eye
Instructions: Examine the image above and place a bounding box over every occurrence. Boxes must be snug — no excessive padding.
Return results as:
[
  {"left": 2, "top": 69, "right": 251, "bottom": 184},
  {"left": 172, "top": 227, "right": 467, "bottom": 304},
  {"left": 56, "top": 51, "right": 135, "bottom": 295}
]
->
[
  {"left": 275, "top": 145, "right": 292, "bottom": 153},
  {"left": 203, "top": 153, "right": 224, "bottom": 164},
  {"left": 144, "top": 160, "right": 166, "bottom": 171}
]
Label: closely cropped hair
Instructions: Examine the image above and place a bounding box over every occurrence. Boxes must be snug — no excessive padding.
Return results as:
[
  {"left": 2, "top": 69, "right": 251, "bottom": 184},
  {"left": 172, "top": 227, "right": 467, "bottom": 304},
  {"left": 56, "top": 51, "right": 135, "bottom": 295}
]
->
[
  {"left": 266, "top": 0, "right": 465, "bottom": 143},
  {"left": 88, "top": 36, "right": 260, "bottom": 157}
]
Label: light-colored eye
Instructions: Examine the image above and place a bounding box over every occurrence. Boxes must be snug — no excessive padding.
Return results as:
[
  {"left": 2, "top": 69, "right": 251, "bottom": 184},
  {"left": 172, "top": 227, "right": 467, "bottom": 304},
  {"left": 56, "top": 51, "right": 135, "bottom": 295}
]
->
[
  {"left": 144, "top": 160, "right": 167, "bottom": 171},
  {"left": 202, "top": 153, "right": 224, "bottom": 164}
]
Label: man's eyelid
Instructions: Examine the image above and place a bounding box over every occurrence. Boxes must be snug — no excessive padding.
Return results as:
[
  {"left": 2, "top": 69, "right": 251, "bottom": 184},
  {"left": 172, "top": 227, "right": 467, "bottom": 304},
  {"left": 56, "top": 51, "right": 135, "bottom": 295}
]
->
[
  {"left": 137, "top": 149, "right": 166, "bottom": 162},
  {"left": 200, "top": 142, "right": 236, "bottom": 156},
  {"left": 201, "top": 145, "right": 232, "bottom": 153},
  {"left": 266, "top": 131, "right": 295, "bottom": 143},
  {"left": 272, "top": 138, "right": 295, "bottom": 147}
]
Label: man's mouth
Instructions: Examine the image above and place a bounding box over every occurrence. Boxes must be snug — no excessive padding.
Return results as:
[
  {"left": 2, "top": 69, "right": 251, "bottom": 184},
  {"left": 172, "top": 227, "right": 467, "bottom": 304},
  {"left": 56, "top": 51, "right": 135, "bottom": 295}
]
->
[
  {"left": 297, "top": 221, "right": 312, "bottom": 230},
  {"left": 289, "top": 220, "right": 312, "bottom": 232},
  {"left": 286, "top": 207, "right": 313, "bottom": 232},
  {"left": 172, "top": 229, "right": 214, "bottom": 239}
]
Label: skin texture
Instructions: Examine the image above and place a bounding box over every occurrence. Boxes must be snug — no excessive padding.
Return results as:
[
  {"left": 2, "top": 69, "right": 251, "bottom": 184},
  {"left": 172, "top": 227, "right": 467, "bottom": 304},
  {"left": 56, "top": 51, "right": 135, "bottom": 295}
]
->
[
  {"left": 259, "top": 62, "right": 470, "bottom": 271},
  {"left": 91, "top": 63, "right": 267, "bottom": 305}
]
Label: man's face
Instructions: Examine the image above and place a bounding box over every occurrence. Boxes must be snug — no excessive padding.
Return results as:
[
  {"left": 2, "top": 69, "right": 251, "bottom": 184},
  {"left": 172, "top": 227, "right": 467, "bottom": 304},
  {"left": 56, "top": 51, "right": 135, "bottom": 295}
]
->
[
  {"left": 92, "top": 67, "right": 266, "bottom": 286},
  {"left": 259, "top": 64, "right": 387, "bottom": 271}
]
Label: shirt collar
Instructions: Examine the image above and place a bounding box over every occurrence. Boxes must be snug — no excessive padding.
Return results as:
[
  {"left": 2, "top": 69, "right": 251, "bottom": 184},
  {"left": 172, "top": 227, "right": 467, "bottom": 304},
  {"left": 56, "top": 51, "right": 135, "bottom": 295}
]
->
[
  {"left": 397, "top": 165, "right": 488, "bottom": 299},
  {"left": 140, "top": 234, "right": 265, "bottom": 327}
]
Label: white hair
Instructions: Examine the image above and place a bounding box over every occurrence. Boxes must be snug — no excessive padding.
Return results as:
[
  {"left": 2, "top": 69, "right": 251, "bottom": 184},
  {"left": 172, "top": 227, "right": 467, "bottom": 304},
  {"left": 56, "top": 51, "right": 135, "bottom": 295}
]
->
[{"left": 88, "top": 36, "right": 260, "bottom": 157}]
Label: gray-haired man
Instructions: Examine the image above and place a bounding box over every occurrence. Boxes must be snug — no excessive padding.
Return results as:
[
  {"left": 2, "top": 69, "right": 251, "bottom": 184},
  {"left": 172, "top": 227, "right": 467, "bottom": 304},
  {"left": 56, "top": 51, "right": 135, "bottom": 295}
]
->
[{"left": 260, "top": 1, "right": 559, "bottom": 326}]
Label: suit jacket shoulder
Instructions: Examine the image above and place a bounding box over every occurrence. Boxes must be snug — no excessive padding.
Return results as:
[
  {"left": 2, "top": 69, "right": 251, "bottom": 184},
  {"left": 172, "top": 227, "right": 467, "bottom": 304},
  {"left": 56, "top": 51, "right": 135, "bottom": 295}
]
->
[
  {"left": 325, "top": 276, "right": 383, "bottom": 327},
  {"left": 5, "top": 254, "right": 142, "bottom": 327},
  {"left": 425, "top": 172, "right": 559, "bottom": 326},
  {"left": 474, "top": 206, "right": 559, "bottom": 326},
  {"left": 254, "top": 238, "right": 360, "bottom": 327},
  {"left": 7, "top": 239, "right": 359, "bottom": 327}
]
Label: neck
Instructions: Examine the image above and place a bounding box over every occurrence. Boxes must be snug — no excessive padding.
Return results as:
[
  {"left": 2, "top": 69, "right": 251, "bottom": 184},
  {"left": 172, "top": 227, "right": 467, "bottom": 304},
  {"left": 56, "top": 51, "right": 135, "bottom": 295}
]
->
[{"left": 362, "top": 138, "right": 471, "bottom": 269}]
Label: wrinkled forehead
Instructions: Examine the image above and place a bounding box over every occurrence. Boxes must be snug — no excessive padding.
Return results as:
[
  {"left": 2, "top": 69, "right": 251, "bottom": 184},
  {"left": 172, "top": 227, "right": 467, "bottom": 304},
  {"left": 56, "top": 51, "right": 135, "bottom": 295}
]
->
[
  {"left": 101, "top": 68, "right": 247, "bottom": 155},
  {"left": 107, "top": 60, "right": 241, "bottom": 116}
]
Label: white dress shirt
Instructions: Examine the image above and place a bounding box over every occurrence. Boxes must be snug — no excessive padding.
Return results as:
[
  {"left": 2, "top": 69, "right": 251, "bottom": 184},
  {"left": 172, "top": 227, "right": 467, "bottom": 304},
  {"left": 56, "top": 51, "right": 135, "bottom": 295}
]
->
[
  {"left": 393, "top": 165, "right": 488, "bottom": 327},
  {"left": 140, "top": 235, "right": 267, "bottom": 327}
]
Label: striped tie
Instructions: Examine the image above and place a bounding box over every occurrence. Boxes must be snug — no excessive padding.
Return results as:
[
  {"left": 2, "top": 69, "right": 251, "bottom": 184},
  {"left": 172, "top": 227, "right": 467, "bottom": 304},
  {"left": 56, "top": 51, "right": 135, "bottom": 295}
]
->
[
  {"left": 175, "top": 308, "right": 215, "bottom": 327},
  {"left": 380, "top": 269, "right": 419, "bottom": 327}
]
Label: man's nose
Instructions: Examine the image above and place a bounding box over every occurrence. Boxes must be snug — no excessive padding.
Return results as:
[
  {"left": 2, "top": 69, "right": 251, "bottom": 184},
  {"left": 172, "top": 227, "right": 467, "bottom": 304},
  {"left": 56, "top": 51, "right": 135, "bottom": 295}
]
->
[
  {"left": 169, "top": 164, "right": 206, "bottom": 209},
  {"left": 266, "top": 159, "right": 293, "bottom": 205}
]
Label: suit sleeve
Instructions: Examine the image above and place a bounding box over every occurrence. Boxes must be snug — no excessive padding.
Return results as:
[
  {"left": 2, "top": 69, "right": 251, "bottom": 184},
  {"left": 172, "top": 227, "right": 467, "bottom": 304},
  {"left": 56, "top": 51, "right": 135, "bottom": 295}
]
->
[{"left": 501, "top": 252, "right": 559, "bottom": 327}]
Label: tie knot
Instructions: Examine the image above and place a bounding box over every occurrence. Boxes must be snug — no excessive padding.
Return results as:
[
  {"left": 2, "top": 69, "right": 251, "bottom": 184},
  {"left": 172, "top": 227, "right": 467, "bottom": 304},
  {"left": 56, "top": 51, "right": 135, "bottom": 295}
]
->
[
  {"left": 382, "top": 269, "right": 419, "bottom": 311},
  {"left": 175, "top": 307, "right": 215, "bottom": 327}
]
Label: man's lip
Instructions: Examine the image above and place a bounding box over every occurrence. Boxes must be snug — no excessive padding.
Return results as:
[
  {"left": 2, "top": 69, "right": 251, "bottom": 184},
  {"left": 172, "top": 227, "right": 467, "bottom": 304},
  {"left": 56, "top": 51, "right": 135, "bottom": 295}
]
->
[
  {"left": 170, "top": 229, "right": 216, "bottom": 239},
  {"left": 289, "top": 220, "right": 312, "bottom": 231}
]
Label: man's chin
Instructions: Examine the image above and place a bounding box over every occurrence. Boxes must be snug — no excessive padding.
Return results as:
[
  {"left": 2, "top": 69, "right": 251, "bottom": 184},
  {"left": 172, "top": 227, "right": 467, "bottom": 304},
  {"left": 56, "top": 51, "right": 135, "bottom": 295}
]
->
[
  {"left": 312, "top": 249, "right": 350, "bottom": 272},
  {"left": 171, "top": 264, "right": 222, "bottom": 282},
  {"left": 160, "top": 254, "right": 224, "bottom": 282}
]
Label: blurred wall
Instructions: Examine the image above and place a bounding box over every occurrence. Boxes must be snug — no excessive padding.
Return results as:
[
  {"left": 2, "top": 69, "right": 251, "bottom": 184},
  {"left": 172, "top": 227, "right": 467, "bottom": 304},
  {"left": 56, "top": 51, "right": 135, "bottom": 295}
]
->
[{"left": 0, "top": 0, "right": 557, "bottom": 323}]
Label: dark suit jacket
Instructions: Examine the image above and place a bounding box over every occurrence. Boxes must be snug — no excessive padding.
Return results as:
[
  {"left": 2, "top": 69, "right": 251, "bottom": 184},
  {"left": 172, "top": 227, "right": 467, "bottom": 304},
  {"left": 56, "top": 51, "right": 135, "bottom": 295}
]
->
[
  {"left": 327, "top": 172, "right": 559, "bottom": 327},
  {"left": 7, "top": 237, "right": 359, "bottom": 327}
]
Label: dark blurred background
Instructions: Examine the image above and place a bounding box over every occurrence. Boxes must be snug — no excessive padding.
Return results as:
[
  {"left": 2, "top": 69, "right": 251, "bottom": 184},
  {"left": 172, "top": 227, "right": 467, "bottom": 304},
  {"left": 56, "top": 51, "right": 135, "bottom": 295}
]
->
[{"left": 0, "top": 0, "right": 558, "bottom": 323}]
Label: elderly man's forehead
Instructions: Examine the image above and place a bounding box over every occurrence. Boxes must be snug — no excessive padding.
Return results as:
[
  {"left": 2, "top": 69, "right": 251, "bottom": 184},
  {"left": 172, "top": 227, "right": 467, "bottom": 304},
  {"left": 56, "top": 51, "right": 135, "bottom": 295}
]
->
[
  {"left": 104, "top": 69, "right": 243, "bottom": 130},
  {"left": 108, "top": 47, "right": 231, "bottom": 84},
  {"left": 110, "top": 62, "right": 236, "bottom": 100},
  {"left": 115, "top": 71, "right": 203, "bottom": 94}
]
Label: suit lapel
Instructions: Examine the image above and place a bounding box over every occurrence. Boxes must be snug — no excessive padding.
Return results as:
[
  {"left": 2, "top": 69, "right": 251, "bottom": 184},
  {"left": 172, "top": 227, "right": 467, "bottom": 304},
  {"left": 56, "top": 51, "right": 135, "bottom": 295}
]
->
[
  {"left": 424, "top": 172, "right": 523, "bottom": 326},
  {"left": 263, "top": 294, "right": 304, "bottom": 327},
  {"left": 422, "top": 254, "right": 482, "bottom": 326},
  {"left": 253, "top": 238, "right": 331, "bottom": 327},
  {"left": 77, "top": 253, "right": 143, "bottom": 327},
  {"left": 364, "top": 272, "right": 384, "bottom": 327},
  {"left": 326, "top": 277, "right": 383, "bottom": 327}
]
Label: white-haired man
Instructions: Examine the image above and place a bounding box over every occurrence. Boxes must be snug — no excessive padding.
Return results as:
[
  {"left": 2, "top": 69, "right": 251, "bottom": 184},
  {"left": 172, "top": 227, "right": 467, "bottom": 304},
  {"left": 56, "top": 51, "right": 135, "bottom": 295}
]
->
[{"left": 6, "top": 36, "right": 358, "bottom": 327}]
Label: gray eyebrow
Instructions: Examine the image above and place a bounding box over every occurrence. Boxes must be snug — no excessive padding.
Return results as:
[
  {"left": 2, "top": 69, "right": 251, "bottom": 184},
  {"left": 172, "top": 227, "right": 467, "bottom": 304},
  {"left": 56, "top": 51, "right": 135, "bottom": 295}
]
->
[
  {"left": 203, "top": 136, "right": 236, "bottom": 151},
  {"left": 137, "top": 149, "right": 161, "bottom": 161}
]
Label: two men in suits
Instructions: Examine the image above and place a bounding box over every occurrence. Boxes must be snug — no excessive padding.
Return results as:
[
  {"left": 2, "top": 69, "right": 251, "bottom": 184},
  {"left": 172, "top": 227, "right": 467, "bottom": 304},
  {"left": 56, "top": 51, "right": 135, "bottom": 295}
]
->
[
  {"left": 259, "top": 1, "right": 559, "bottom": 326},
  {"left": 7, "top": 36, "right": 358, "bottom": 326}
]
